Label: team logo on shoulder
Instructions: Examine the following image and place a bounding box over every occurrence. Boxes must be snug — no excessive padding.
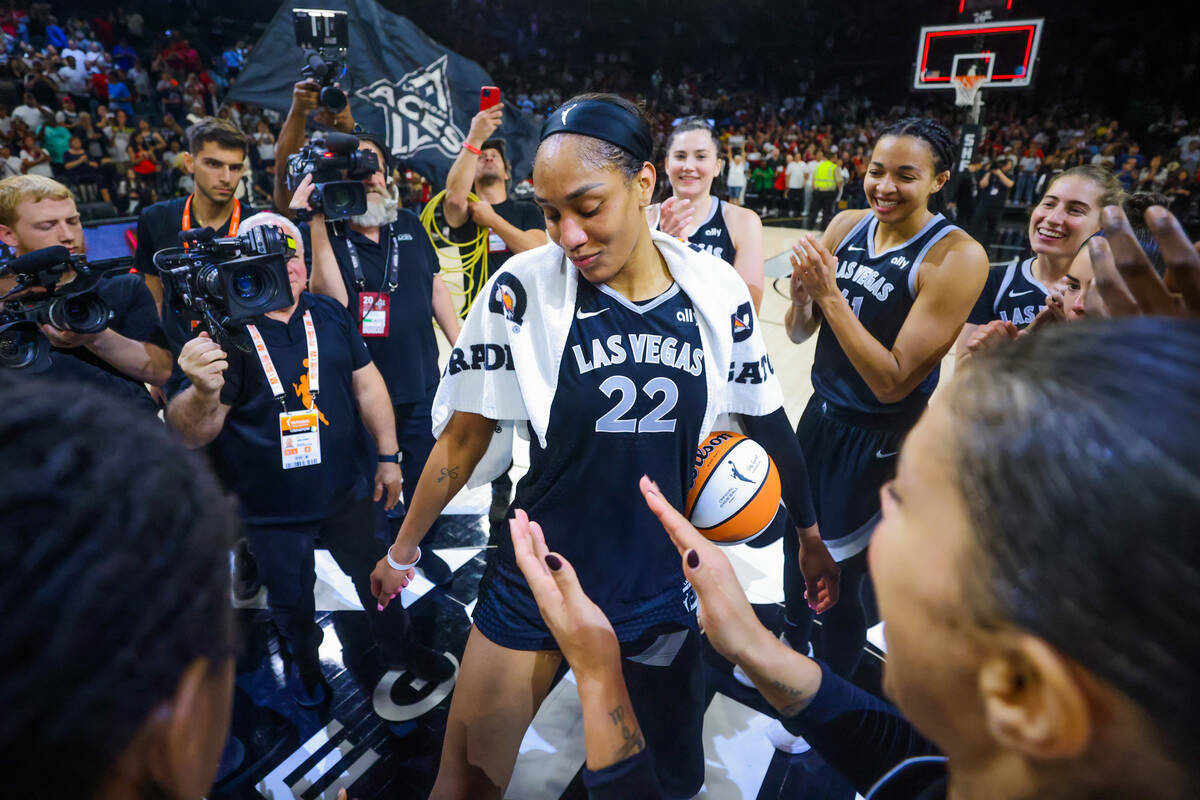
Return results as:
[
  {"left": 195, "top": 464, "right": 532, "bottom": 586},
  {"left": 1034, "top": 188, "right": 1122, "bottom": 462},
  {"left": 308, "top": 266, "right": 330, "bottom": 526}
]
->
[
  {"left": 731, "top": 302, "right": 753, "bottom": 342},
  {"left": 355, "top": 55, "right": 465, "bottom": 160},
  {"left": 488, "top": 272, "right": 528, "bottom": 330}
]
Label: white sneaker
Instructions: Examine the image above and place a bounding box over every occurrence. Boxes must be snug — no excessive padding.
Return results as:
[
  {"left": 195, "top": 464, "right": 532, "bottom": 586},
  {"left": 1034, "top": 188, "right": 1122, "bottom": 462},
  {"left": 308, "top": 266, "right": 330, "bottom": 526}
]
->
[{"left": 766, "top": 719, "right": 812, "bottom": 754}]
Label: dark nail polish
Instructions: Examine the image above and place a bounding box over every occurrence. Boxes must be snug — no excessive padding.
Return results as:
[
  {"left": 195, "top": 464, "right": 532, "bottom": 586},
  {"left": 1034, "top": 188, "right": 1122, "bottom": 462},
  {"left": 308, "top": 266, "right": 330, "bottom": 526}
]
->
[
  {"left": 686, "top": 550, "right": 700, "bottom": 569},
  {"left": 545, "top": 554, "right": 562, "bottom": 571}
]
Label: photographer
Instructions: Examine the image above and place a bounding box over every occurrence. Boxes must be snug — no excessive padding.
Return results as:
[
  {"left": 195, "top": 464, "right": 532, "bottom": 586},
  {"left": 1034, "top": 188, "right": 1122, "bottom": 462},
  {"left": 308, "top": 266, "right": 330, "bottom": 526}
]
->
[
  {"left": 272, "top": 79, "right": 356, "bottom": 213},
  {"left": 137, "top": 117, "right": 253, "bottom": 357},
  {"left": 166, "top": 212, "right": 455, "bottom": 706},
  {"left": 291, "top": 133, "right": 462, "bottom": 587},
  {"left": 0, "top": 174, "right": 171, "bottom": 402},
  {"left": 443, "top": 103, "right": 547, "bottom": 312},
  {"left": 970, "top": 156, "right": 1015, "bottom": 250}
]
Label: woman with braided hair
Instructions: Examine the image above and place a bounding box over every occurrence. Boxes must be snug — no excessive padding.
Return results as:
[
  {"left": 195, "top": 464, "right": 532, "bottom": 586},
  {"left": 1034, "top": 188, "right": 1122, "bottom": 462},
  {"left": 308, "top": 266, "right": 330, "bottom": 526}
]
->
[{"left": 781, "top": 118, "right": 988, "bottom": 717}]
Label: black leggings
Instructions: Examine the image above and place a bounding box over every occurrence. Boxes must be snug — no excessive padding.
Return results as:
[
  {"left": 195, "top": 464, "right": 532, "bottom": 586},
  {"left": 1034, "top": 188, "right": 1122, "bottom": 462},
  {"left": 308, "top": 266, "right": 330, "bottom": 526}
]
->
[{"left": 783, "top": 538, "right": 871, "bottom": 677}]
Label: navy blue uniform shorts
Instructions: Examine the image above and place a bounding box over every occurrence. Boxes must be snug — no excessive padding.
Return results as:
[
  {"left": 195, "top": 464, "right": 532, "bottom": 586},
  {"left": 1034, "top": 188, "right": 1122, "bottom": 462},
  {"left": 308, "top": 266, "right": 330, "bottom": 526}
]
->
[{"left": 474, "top": 559, "right": 705, "bottom": 799}]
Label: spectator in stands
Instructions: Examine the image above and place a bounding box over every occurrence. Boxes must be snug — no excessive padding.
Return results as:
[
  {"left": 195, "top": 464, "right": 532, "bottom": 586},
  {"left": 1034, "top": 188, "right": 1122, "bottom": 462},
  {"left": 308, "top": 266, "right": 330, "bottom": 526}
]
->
[
  {"left": 37, "top": 113, "right": 70, "bottom": 172},
  {"left": 62, "top": 134, "right": 112, "bottom": 203},
  {"left": 13, "top": 91, "right": 45, "bottom": 130},
  {"left": 106, "top": 68, "right": 133, "bottom": 116},
  {"left": 1163, "top": 166, "right": 1195, "bottom": 219},
  {"left": 1116, "top": 157, "right": 1139, "bottom": 192},
  {"left": 19, "top": 132, "right": 52, "bottom": 177},
  {"left": 0, "top": 142, "right": 21, "bottom": 178}
]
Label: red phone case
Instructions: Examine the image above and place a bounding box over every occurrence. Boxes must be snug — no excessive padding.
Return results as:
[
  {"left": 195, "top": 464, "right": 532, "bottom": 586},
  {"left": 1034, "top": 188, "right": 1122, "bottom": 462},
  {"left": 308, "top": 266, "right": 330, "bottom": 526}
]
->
[{"left": 480, "top": 86, "right": 501, "bottom": 110}]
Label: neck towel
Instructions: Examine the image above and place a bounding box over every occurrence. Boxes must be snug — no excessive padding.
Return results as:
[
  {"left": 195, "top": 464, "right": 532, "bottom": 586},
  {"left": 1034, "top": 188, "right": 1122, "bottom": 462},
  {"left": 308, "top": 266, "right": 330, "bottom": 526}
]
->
[{"left": 432, "top": 229, "right": 784, "bottom": 487}]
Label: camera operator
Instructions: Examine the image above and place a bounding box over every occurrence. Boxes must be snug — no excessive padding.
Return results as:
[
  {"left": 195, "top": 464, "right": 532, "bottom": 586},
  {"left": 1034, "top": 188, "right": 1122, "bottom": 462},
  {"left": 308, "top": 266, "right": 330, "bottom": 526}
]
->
[
  {"left": 137, "top": 117, "right": 255, "bottom": 357},
  {"left": 272, "top": 79, "right": 356, "bottom": 213},
  {"left": 0, "top": 175, "right": 171, "bottom": 407},
  {"left": 970, "top": 156, "right": 1015, "bottom": 249},
  {"left": 443, "top": 103, "right": 546, "bottom": 312},
  {"left": 290, "top": 133, "right": 462, "bottom": 587},
  {"left": 166, "top": 211, "right": 456, "bottom": 706}
]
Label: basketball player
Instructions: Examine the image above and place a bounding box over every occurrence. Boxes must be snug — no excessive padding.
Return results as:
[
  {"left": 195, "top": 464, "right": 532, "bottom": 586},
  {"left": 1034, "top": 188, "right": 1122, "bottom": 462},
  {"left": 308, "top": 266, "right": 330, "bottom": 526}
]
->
[
  {"left": 370, "top": 93, "right": 838, "bottom": 800},
  {"left": 646, "top": 118, "right": 766, "bottom": 310},
  {"left": 784, "top": 118, "right": 988, "bottom": 685},
  {"left": 955, "top": 165, "right": 1124, "bottom": 360}
]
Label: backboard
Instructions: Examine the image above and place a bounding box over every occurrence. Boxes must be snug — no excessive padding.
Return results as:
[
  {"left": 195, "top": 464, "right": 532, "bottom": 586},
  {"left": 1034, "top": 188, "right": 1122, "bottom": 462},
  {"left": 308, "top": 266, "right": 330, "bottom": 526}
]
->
[{"left": 913, "top": 19, "right": 1044, "bottom": 90}]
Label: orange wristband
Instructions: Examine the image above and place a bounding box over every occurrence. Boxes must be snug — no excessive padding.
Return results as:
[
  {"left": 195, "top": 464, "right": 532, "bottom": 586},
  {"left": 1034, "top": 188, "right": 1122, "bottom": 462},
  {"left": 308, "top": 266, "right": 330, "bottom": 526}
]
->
[{"left": 463, "top": 143, "right": 482, "bottom": 155}]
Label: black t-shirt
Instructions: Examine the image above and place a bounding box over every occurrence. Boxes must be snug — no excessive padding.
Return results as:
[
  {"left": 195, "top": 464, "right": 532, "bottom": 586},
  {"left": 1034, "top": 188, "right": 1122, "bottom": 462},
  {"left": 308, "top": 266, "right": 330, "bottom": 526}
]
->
[
  {"left": 30, "top": 350, "right": 160, "bottom": 416},
  {"left": 51, "top": 272, "right": 168, "bottom": 392},
  {"left": 301, "top": 210, "right": 441, "bottom": 404},
  {"left": 450, "top": 197, "right": 545, "bottom": 310},
  {"left": 135, "top": 196, "right": 255, "bottom": 354},
  {"left": 180, "top": 292, "right": 374, "bottom": 525}
]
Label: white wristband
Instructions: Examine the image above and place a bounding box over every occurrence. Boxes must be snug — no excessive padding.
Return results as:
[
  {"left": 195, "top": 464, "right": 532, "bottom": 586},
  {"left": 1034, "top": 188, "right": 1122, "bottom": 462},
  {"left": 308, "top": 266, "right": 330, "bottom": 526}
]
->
[{"left": 386, "top": 545, "right": 421, "bottom": 572}]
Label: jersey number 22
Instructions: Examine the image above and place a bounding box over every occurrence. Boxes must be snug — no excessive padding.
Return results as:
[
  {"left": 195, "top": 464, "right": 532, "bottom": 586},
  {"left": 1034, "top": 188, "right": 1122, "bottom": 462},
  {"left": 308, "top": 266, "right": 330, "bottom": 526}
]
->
[{"left": 595, "top": 375, "right": 678, "bottom": 434}]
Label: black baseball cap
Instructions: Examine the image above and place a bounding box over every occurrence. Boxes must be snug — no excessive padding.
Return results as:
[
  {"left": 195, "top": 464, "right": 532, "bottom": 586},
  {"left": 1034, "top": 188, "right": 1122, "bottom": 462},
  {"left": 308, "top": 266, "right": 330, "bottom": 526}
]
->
[{"left": 481, "top": 137, "right": 510, "bottom": 175}]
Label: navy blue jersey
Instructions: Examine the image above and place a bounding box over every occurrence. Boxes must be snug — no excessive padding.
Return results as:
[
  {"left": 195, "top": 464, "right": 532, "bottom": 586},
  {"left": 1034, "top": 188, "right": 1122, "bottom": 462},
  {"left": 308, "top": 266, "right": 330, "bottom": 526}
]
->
[
  {"left": 967, "top": 256, "right": 1049, "bottom": 329},
  {"left": 507, "top": 280, "right": 707, "bottom": 637},
  {"left": 811, "top": 212, "right": 960, "bottom": 417},
  {"left": 655, "top": 198, "right": 737, "bottom": 264},
  {"left": 687, "top": 198, "right": 737, "bottom": 263}
]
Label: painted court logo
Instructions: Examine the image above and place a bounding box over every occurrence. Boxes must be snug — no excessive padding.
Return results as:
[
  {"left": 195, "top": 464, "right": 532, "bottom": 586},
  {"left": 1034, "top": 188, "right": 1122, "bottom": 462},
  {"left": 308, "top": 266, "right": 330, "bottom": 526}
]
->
[{"left": 355, "top": 55, "right": 465, "bottom": 160}]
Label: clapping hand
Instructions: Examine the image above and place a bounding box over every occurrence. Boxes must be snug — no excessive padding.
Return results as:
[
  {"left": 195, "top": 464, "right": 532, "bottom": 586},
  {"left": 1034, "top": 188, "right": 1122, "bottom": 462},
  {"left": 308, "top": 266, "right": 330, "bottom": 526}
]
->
[{"left": 1088, "top": 205, "right": 1200, "bottom": 317}]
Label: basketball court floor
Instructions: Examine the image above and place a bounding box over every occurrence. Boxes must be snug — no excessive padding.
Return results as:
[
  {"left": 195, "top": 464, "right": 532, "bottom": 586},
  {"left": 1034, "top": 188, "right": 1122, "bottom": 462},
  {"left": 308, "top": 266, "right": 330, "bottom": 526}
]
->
[{"left": 210, "top": 224, "right": 962, "bottom": 800}]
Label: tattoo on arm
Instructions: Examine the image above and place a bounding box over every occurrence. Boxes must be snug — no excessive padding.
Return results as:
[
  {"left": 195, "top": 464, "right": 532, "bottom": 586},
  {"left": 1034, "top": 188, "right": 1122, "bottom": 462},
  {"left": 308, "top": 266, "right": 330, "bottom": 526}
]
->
[
  {"left": 608, "top": 704, "right": 646, "bottom": 760},
  {"left": 438, "top": 465, "right": 459, "bottom": 482},
  {"left": 769, "top": 680, "right": 812, "bottom": 717}
]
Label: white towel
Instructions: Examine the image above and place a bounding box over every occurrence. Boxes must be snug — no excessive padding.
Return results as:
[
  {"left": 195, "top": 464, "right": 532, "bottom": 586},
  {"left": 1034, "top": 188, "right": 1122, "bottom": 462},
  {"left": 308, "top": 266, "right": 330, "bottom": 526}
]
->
[{"left": 432, "top": 229, "right": 784, "bottom": 487}]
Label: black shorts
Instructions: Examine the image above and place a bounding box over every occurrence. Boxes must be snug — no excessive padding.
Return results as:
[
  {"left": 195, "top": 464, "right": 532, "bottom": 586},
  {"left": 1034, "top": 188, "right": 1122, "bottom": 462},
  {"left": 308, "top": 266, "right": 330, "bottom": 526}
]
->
[
  {"left": 795, "top": 394, "right": 923, "bottom": 561},
  {"left": 474, "top": 557, "right": 697, "bottom": 651}
]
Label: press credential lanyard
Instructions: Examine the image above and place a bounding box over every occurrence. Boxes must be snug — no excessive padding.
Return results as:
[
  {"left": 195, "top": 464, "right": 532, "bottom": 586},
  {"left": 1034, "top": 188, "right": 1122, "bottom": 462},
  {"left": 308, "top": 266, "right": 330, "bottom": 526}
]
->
[
  {"left": 182, "top": 195, "right": 241, "bottom": 246},
  {"left": 344, "top": 227, "right": 400, "bottom": 293},
  {"left": 246, "top": 310, "right": 322, "bottom": 470}
]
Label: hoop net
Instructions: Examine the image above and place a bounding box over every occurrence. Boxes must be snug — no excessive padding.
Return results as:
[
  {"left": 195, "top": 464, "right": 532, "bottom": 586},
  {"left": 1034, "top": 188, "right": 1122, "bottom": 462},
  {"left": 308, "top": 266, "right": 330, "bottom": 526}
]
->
[{"left": 952, "top": 74, "right": 985, "bottom": 107}]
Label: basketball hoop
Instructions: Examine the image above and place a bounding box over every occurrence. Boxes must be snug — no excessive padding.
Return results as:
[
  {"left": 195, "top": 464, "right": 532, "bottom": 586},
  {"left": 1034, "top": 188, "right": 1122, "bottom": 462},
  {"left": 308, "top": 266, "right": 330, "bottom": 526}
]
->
[{"left": 952, "top": 74, "right": 985, "bottom": 108}]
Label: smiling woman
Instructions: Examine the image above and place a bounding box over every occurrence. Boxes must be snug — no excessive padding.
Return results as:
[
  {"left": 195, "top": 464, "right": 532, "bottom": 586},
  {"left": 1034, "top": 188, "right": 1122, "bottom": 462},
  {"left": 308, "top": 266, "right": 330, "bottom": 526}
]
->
[
  {"left": 956, "top": 165, "right": 1125, "bottom": 360},
  {"left": 370, "top": 92, "right": 836, "bottom": 800},
  {"left": 780, "top": 117, "right": 989, "bottom": 714}
]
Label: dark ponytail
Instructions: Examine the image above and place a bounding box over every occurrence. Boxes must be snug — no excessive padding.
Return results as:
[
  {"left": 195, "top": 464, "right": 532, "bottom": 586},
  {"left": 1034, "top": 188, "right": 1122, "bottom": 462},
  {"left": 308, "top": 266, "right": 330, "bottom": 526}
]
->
[{"left": 877, "top": 117, "right": 957, "bottom": 213}]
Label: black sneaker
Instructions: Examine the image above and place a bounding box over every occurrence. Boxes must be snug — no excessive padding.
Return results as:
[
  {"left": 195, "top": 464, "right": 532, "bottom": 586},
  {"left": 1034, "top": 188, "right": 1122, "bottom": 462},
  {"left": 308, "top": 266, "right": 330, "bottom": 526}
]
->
[
  {"left": 403, "top": 644, "right": 457, "bottom": 684},
  {"left": 232, "top": 538, "right": 262, "bottom": 602},
  {"left": 286, "top": 661, "right": 330, "bottom": 708},
  {"left": 417, "top": 549, "right": 453, "bottom": 587}
]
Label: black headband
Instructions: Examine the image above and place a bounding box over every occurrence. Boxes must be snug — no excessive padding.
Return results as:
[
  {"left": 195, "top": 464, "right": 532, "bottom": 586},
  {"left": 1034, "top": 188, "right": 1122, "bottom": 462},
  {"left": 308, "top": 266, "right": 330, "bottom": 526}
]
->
[{"left": 539, "top": 100, "right": 653, "bottom": 164}]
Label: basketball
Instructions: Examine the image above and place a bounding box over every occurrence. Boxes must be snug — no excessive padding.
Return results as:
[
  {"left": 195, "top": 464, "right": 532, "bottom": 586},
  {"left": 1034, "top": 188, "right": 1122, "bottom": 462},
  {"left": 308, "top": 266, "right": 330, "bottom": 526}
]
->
[{"left": 685, "top": 431, "right": 782, "bottom": 544}]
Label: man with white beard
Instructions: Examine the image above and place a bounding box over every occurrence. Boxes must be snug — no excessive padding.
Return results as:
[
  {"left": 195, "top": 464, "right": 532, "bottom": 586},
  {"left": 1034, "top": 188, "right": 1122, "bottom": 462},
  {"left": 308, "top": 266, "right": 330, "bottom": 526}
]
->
[{"left": 296, "top": 133, "right": 462, "bottom": 598}]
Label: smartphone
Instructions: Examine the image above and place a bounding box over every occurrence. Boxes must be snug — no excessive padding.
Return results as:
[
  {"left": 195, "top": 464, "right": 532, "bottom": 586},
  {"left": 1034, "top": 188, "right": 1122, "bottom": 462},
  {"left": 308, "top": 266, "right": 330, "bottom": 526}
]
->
[{"left": 480, "top": 86, "right": 501, "bottom": 111}]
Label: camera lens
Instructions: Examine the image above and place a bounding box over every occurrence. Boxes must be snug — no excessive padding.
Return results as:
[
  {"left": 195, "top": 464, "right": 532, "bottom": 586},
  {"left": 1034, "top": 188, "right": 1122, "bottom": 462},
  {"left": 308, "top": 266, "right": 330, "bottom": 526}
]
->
[
  {"left": 0, "top": 322, "right": 48, "bottom": 369},
  {"left": 47, "top": 292, "right": 110, "bottom": 334},
  {"left": 231, "top": 269, "right": 264, "bottom": 301}
]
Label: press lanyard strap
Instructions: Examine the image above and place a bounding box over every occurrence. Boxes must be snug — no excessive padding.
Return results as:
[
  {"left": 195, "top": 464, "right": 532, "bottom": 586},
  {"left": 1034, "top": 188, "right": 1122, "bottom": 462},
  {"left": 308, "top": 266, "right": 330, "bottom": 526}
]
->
[
  {"left": 344, "top": 226, "right": 400, "bottom": 292},
  {"left": 182, "top": 195, "right": 242, "bottom": 248},
  {"left": 246, "top": 310, "right": 319, "bottom": 409}
]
